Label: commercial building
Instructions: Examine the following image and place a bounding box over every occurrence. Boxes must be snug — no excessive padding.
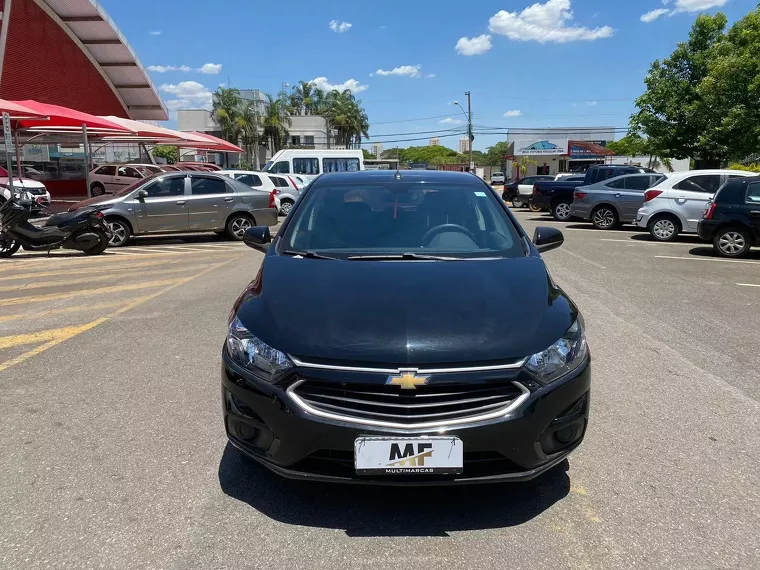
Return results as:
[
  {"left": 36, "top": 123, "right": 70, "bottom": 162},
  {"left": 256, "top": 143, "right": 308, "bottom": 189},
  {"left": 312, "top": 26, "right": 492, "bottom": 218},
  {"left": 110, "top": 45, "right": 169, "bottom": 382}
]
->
[
  {"left": 428, "top": 137, "right": 440, "bottom": 146},
  {"left": 459, "top": 136, "right": 470, "bottom": 154},
  {"left": 370, "top": 143, "right": 383, "bottom": 158}
]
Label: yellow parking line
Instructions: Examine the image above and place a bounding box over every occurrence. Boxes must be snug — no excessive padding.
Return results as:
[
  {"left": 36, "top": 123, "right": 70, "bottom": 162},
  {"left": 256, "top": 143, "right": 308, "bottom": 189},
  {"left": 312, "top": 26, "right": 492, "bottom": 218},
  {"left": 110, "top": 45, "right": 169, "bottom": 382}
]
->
[
  {"left": 0, "top": 323, "right": 108, "bottom": 349},
  {"left": 0, "top": 255, "right": 241, "bottom": 373},
  {"left": 0, "top": 265, "right": 209, "bottom": 293},
  {"left": 0, "top": 278, "right": 184, "bottom": 307},
  {"left": 0, "top": 301, "right": 126, "bottom": 323},
  {"left": 0, "top": 258, "right": 188, "bottom": 281},
  {"left": 0, "top": 248, "right": 238, "bottom": 270}
]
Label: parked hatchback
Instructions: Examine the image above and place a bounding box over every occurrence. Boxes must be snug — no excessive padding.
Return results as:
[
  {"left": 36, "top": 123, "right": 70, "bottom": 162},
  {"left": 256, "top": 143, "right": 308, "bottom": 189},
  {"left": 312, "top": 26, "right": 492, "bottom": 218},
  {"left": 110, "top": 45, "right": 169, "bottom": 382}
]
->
[
  {"left": 571, "top": 173, "right": 667, "bottom": 229},
  {"left": 89, "top": 164, "right": 162, "bottom": 196},
  {"left": 635, "top": 170, "right": 756, "bottom": 241},
  {"left": 698, "top": 176, "right": 760, "bottom": 258},
  {"left": 222, "top": 170, "right": 590, "bottom": 484},
  {"left": 219, "top": 170, "right": 301, "bottom": 215},
  {"left": 69, "top": 172, "right": 277, "bottom": 246}
]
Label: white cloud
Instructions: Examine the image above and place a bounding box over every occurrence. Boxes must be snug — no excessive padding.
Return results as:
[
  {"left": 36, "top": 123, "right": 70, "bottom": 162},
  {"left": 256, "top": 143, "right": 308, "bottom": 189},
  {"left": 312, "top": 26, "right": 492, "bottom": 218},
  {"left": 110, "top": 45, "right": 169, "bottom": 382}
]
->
[
  {"left": 310, "top": 76, "right": 368, "bottom": 94},
  {"left": 426, "top": 73, "right": 436, "bottom": 78},
  {"left": 148, "top": 65, "right": 192, "bottom": 73},
  {"left": 439, "top": 117, "right": 464, "bottom": 124},
  {"left": 455, "top": 34, "right": 493, "bottom": 55},
  {"left": 198, "top": 63, "right": 222, "bottom": 74},
  {"left": 375, "top": 65, "right": 421, "bottom": 78},
  {"left": 488, "top": 0, "right": 614, "bottom": 43},
  {"left": 159, "top": 81, "right": 212, "bottom": 110},
  {"left": 586, "top": 100, "right": 597, "bottom": 106},
  {"left": 149, "top": 30, "right": 161, "bottom": 36},
  {"left": 640, "top": 0, "right": 727, "bottom": 22},
  {"left": 640, "top": 8, "right": 670, "bottom": 22},
  {"left": 329, "top": 20, "right": 352, "bottom": 33},
  {"left": 504, "top": 109, "right": 522, "bottom": 117}
]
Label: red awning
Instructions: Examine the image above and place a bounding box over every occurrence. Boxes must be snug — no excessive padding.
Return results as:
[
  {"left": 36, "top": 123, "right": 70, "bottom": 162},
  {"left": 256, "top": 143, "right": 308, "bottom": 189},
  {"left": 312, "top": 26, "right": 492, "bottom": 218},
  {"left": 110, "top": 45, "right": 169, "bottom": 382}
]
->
[
  {"left": 0, "top": 98, "right": 48, "bottom": 120},
  {"left": 188, "top": 131, "right": 243, "bottom": 153},
  {"left": 98, "top": 116, "right": 183, "bottom": 140},
  {"left": 569, "top": 140, "right": 615, "bottom": 157},
  {"left": 11, "top": 100, "right": 131, "bottom": 132}
]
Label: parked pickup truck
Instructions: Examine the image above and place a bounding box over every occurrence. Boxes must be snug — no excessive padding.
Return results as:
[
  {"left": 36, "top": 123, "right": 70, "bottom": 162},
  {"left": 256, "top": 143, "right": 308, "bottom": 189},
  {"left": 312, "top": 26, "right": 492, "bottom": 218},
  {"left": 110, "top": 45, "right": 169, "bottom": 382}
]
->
[{"left": 531, "top": 165, "right": 657, "bottom": 221}]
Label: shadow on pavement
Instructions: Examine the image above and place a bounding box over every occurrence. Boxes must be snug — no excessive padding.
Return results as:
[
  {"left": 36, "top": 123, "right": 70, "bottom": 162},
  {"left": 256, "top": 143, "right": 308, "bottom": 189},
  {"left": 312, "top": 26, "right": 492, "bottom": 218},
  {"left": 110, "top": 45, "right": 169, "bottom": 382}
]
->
[
  {"left": 688, "top": 246, "right": 760, "bottom": 260},
  {"left": 629, "top": 233, "right": 702, "bottom": 243},
  {"left": 218, "top": 443, "right": 570, "bottom": 537}
]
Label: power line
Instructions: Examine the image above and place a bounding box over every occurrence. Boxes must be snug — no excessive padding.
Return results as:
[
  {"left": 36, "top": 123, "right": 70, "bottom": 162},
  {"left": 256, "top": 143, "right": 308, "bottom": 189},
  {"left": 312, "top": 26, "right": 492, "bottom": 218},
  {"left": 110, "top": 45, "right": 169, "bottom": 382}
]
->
[
  {"left": 368, "top": 127, "right": 466, "bottom": 138},
  {"left": 474, "top": 93, "right": 636, "bottom": 102},
  {"left": 371, "top": 114, "right": 457, "bottom": 125}
]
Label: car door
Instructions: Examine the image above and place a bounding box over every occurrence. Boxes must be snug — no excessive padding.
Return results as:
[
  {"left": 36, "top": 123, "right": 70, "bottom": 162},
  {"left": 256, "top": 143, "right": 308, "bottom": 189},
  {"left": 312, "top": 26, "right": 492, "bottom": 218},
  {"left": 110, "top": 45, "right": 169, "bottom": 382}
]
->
[
  {"left": 618, "top": 175, "right": 655, "bottom": 220},
  {"left": 517, "top": 177, "right": 534, "bottom": 196},
  {"left": 112, "top": 166, "right": 144, "bottom": 193},
  {"left": 670, "top": 174, "right": 723, "bottom": 231},
  {"left": 187, "top": 175, "right": 234, "bottom": 230},
  {"left": 92, "top": 165, "right": 116, "bottom": 190},
  {"left": 746, "top": 181, "right": 760, "bottom": 239},
  {"left": 134, "top": 175, "right": 189, "bottom": 233}
]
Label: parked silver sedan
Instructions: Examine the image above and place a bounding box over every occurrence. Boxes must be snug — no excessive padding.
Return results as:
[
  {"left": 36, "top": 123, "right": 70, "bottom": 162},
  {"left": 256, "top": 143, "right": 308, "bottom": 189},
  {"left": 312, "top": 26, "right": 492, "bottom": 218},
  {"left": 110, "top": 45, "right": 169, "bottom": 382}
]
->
[
  {"left": 68, "top": 171, "right": 278, "bottom": 246},
  {"left": 570, "top": 173, "right": 667, "bottom": 229}
]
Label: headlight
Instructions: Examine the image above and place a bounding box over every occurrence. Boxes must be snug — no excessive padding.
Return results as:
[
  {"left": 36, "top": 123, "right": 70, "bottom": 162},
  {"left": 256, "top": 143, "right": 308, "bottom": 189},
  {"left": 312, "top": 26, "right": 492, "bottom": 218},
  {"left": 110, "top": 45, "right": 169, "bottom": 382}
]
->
[
  {"left": 226, "top": 315, "right": 293, "bottom": 379},
  {"left": 524, "top": 316, "right": 588, "bottom": 384}
]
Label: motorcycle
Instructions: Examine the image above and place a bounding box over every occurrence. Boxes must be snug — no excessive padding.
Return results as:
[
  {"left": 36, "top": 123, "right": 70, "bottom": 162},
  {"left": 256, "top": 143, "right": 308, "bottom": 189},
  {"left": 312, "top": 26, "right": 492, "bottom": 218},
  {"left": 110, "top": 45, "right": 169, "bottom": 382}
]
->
[{"left": 0, "top": 191, "right": 112, "bottom": 258}]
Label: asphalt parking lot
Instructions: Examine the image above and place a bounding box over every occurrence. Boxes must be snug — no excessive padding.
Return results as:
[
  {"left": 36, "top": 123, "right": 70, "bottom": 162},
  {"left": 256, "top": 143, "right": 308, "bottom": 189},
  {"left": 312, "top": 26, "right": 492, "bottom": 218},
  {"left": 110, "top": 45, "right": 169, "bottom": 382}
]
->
[{"left": 1, "top": 209, "right": 758, "bottom": 569}]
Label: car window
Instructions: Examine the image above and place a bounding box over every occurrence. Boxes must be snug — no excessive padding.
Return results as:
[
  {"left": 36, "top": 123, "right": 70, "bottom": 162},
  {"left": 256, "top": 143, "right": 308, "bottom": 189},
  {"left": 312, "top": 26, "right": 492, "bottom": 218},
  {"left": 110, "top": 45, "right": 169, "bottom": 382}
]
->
[
  {"left": 144, "top": 165, "right": 162, "bottom": 174},
  {"left": 624, "top": 175, "right": 654, "bottom": 191},
  {"left": 282, "top": 181, "right": 524, "bottom": 259},
  {"left": 117, "top": 166, "right": 142, "bottom": 178},
  {"left": 142, "top": 176, "right": 186, "bottom": 198},
  {"left": 673, "top": 174, "right": 722, "bottom": 193},
  {"left": 190, "top": 176, "right": 228, "bottom": 195},
  {"left": 96, "top": 165, "right": 116, "bottom": 176},
  {"left": 293, "top": 158, "right": 319, "bottom": 175},
  {"left": 746, "top": 181, "right": 760, "bottom": 203},
  {"left": 270, "top": 160, "right": 290, "bottom": 174},
  {"left": 566, "top": 175, "right": 585, "bottom": 182},
  {"left": 322, "top": 158, "right": 360, "bottom": 173},
  {"left": 269, "top": 176, "right": 290, "bottom": 188},
  {"left": 606, "top": 178, "right": 627, "bottom": 189},
  {"left": 520, "top": 177, "right": 533, "bottom": 185},
  {"left": 235, "top": 173, "right": 262, "bottom": 187}
]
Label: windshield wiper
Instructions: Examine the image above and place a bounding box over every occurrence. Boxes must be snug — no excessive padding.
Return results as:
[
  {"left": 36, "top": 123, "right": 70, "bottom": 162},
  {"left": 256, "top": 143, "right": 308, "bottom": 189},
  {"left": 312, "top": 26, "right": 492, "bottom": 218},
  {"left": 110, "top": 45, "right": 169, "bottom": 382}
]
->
[
  {"left": 282, "top": 249, "right": 340, "bottom": 260},
  {"left": 347, "top": 253, "right": 465, "bottom": 261}
]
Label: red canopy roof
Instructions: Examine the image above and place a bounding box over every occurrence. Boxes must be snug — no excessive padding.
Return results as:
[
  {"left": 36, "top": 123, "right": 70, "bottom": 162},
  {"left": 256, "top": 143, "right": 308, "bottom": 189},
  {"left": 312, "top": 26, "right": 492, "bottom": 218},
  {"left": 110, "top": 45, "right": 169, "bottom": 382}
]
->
[
  {"left": 188, "top": 131, "right": 243, "bottom": 153},
  {"left": 11, "top": 100, "right": 131, "bottom": 133},
  {"left": 0, "top": 98, "right": 48, "bottom": 120}
]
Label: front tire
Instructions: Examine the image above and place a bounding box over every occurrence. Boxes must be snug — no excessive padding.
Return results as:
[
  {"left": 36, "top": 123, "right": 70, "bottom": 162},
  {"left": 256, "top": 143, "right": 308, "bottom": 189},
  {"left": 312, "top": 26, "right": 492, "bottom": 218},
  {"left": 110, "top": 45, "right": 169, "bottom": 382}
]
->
[
  {"left": 0, "top": 233, "right": 20, "bottom": 258},
  {"left": 511, "top": 196, "right": 526, "bottom": 209},
  {"left": 649, "top": 216, "right": 680, "bottom": 242},
  {"left": 528, "top": 200, "right": 543, "bottom": 212},
  {"left": 591, "top": 206, "right": 619, "bottom": 230},
  {"left": 106, "top": 218, "right": 131, "bottom": 247},
  {"left": 226, "top": 214, "right": 253, "bottom": 240},
  {"left": 82, "top": 229, "right": 109, "bottom": 255},
  {"left": 91, "top": 183, "right": 105, "bottom": 197},
  {"left": 552, "top": 200, "right": 572, "bottom": 221},
  {"left": 713, "top": 227, "right": 751, "bottom": 258}
]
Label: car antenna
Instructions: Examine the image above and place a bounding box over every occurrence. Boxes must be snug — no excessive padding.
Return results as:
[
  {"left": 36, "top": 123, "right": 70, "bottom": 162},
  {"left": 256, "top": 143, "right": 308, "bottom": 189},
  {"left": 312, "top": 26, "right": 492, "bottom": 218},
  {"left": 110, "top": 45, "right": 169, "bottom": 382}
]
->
[{"left": 395, "top": 148, "right": 402, "bottom": 179}]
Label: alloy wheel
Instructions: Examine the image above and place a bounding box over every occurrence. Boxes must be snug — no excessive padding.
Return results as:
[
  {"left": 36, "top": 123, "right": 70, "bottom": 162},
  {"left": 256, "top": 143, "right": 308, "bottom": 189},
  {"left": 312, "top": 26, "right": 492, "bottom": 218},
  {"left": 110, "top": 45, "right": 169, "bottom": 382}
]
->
[
  {"left": 652, "top": 219, "right": 675, "bottom": 240},
  {"left": 555, "top": 202, "right": 571, "bottom": 220},
  {"left": 593, "top": 208, "right": 615, "bottom": 228},
  {"left": 231, "top": 217, "right": 252, "bottom": 237},
  {"left": 108, "top": 221, "right": 128, "bottom": 246},
  {"left": 718, "top": 231, "right": 746, "bottom": 255},
  {"left": 281, "top": 201, "right": 293, "bottom": 215}
]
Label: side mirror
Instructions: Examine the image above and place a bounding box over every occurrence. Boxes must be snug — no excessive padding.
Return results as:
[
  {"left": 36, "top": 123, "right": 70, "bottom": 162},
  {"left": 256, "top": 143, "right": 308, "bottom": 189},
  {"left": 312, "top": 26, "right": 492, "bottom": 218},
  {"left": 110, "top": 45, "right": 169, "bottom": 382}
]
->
[
  {"left": 243, "top": 226, "right": 272, "bottom": 253},
  {"left": 533, "top": 226, "right": 564, "bottom": 253},
  {"left": 135, "top": 189, "right": 148, "bottom": 200}
]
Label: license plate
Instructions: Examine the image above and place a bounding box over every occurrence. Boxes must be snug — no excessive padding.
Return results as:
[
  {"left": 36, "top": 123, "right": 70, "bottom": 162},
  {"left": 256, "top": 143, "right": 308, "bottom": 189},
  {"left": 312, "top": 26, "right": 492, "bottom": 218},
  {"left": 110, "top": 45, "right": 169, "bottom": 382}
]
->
[{"left": 354, "top": 437, "right": 463, "bottom": 475}]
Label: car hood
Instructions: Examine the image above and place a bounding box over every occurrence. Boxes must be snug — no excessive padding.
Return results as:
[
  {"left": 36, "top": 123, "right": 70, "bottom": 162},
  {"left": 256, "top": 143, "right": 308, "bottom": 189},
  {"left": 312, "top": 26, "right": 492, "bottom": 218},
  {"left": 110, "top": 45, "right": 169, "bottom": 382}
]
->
[
  {"left": 235, "top": 254, "right": 577, "bottom": 366},
  {"left": 0, "top": 177, "right": 46, "bottom": 189},
  {"left": 69, "top": 194, "right": 123, "bottom": 211}
]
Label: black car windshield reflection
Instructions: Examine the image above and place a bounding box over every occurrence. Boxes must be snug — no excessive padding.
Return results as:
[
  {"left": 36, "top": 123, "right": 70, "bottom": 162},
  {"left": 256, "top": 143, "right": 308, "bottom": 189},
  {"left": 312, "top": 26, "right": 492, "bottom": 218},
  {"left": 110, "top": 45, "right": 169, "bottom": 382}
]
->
[{"left": 281, "top": 182, "right": 524, "bottom": 260}]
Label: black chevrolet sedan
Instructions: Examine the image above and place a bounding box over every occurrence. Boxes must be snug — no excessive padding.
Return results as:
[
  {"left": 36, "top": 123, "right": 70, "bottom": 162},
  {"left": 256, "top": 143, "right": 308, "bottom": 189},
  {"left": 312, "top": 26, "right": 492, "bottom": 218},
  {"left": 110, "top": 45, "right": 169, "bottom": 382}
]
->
[{"left": 222, "top": 170, "right": 590, "bottom": 484}]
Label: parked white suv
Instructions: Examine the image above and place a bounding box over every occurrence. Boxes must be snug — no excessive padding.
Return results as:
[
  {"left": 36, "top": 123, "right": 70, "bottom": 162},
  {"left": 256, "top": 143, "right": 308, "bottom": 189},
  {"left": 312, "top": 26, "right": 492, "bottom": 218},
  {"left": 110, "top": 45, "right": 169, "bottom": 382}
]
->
[
  {"left": 635, "top": 169, "right": 756, "bottom": 241},
  {"left": 218, "top": 170, "right": 301, "bottom": 215}
]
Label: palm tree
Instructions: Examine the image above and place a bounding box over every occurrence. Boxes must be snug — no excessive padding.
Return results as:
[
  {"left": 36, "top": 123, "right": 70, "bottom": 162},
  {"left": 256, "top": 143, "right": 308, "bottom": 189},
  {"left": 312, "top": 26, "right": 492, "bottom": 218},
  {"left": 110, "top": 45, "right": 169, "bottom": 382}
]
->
[
  {"left": 211, "top": 87, "right": 243, "bottom": 143},
  {"left": 322, "top": 89, "right": 369, "bottom": 149},
  {"left": 236, "top": 101, "right": 263, "bottom": 169},
  {"left": 263, "top": 94, "right": 292, "bottom": 153}
]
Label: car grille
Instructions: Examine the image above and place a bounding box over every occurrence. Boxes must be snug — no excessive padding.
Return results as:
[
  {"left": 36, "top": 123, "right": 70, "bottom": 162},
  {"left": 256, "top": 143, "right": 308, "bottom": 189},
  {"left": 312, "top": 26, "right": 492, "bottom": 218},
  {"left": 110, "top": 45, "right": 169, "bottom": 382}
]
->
[
  {"left": 26, "top": 188, "right": 46, "bottom": 195},
  {"left": 289, "top": 378, "right": 528, "bottom": 428}
]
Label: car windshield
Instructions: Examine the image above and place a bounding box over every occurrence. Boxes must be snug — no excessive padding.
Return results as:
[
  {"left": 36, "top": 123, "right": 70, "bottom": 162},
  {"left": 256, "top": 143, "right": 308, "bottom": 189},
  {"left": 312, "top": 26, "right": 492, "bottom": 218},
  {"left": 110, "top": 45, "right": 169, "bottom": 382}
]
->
[{"left": 281, "top": 180, "right": 525, "bottom": 259}]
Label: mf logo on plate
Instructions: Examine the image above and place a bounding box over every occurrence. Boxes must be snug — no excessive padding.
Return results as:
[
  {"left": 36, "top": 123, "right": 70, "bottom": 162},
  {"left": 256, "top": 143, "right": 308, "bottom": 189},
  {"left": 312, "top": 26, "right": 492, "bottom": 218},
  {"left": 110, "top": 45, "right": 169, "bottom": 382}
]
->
[
  {"left": 386, "top": 369, "right": 429, "bottom": 390},
  {"left": 387, "top": 442, "right": 433, "bottom": 467}
]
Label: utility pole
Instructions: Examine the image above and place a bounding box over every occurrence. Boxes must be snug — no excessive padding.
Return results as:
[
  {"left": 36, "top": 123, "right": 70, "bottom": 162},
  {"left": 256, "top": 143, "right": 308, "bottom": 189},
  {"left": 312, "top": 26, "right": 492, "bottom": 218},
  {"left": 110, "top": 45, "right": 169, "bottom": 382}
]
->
[{"left": 466, "top": 91, "right": 473, "bottom": 173}]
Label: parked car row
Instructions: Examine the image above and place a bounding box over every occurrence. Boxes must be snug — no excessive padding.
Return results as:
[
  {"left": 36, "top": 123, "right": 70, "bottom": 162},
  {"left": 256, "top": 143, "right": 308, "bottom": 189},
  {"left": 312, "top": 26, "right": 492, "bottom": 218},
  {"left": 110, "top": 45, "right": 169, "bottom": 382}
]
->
[{"left": 89, "top": 162, "right": 221, "bottom": 196}]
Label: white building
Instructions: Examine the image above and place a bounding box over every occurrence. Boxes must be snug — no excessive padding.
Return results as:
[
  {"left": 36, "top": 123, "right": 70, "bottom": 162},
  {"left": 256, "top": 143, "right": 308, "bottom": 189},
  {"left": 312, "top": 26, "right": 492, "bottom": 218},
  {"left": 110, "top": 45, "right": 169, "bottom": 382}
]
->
[
  {"left": 459, "top": 136, "right": 470, "bottom": 154},
  {"left": 429, "top": 137, "right": 440, "bottom": 146},
  {"left": 370, "top": 143, "right": 383, "bottom": 158}
]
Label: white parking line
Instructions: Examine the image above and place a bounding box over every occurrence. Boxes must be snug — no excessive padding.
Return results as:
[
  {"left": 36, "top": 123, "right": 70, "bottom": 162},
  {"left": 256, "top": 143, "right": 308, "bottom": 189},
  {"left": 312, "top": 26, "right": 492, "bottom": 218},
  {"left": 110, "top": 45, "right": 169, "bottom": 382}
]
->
[
  {"left": 655, "top": 255, "right": 760, "bottom": 265},
  {"left": 600, "top": 239, "right": 687, "bottom": 246},
  {"left": 564, "top": 228, "right": 637, "bottom": 234},
  {"left": 737, "top": 283, "right": 760, "bottom": 288},
  {"left": 563, "top": 249, "right": 606, "bottom": 269}
]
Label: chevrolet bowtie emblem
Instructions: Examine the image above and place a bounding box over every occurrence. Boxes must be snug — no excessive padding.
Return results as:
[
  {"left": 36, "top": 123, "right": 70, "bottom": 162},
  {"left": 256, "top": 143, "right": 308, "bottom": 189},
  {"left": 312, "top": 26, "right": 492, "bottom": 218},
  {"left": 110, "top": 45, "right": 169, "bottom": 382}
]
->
[{"left": 387, "top": 370, "right": 430, "bottom": 390}]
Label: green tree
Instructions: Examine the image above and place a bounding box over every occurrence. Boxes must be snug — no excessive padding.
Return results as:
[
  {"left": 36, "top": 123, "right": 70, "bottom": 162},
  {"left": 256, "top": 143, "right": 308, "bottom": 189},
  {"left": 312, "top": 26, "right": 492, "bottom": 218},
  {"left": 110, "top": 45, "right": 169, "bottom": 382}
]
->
[
  {"left": 211, "top": 87, "right": 243, "bottom": 144},
  {"left": 151, "top": 145, "right": 177, "bottom": 164},
  {"left": 323, "top": 89, "right": 369, "bottom": 148},
  {"left": 606, "top": 135, "right": 649, "bottom": 157},
  {"left": 482, "top": 142, "right": 510, "bottom": 166},
  {"left": 236, "top": 101, "right": 264, "bottom": 169},
  {"left": 631, "top": 13, "right": 728, "bottom": 167},
  {"left": 262, "top": 94, "right": 292, "bottom": 153}
]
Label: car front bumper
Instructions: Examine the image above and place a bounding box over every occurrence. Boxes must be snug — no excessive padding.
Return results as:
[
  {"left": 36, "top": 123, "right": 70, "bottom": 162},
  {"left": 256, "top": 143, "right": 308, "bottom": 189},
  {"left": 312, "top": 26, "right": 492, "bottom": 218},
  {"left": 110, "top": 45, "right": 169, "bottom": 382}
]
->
[{"left": 221, "top": 351, "right": 591, "bottom": 485}]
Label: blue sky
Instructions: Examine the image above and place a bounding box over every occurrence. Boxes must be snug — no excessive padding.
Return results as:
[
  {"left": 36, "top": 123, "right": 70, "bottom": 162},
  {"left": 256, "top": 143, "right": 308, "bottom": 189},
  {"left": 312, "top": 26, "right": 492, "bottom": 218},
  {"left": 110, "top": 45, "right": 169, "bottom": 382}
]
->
[{"left": 101, "top": 0, "right": 756, "bottom": 151}]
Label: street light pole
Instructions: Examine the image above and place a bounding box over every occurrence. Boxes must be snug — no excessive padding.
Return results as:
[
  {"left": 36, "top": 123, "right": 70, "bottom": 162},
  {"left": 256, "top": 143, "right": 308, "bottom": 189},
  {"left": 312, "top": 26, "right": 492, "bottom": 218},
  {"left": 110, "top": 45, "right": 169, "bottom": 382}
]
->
[{"left": 454, "top": 93, "right": 474, "bottom": 173}]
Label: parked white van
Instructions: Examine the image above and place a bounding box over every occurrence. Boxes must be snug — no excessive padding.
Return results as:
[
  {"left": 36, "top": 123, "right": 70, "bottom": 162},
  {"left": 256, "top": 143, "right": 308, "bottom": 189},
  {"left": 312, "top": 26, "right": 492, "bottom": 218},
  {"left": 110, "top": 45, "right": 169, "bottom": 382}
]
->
[{"left": 263, "top": 149, "right": 364, "bottom": 182}]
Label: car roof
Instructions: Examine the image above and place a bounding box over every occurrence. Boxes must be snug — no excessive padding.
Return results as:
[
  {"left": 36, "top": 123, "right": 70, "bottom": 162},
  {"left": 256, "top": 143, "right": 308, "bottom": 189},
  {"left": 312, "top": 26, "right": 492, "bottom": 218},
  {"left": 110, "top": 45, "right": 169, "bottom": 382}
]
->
[
  {"left": 316, "top": 170, "right": 483, "bottom": 184},
  {"left": 664, "top": 169, "right": 755, "bottom": 181}
]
